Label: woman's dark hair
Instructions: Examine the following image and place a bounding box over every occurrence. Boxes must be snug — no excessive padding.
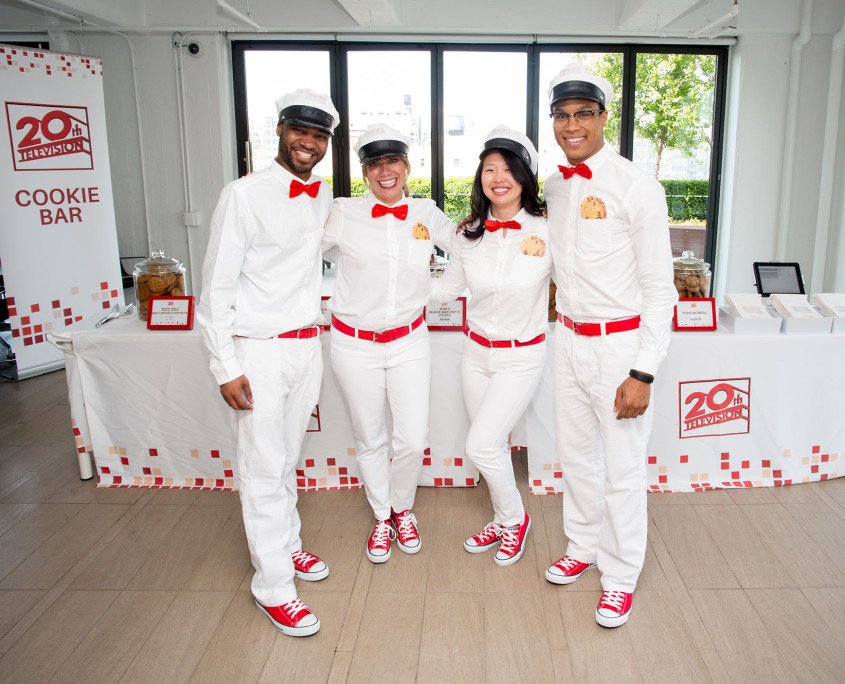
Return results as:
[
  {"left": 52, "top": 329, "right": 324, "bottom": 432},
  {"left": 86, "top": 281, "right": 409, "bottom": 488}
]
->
[{"left": 463, "top": 147, "right": 545, "bottom": 242}]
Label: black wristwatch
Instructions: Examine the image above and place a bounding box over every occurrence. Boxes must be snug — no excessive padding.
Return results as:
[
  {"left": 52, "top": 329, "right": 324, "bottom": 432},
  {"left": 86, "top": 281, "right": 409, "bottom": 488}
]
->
[{"left": 629, "top": 369, "right": 654, "bottom": 384}]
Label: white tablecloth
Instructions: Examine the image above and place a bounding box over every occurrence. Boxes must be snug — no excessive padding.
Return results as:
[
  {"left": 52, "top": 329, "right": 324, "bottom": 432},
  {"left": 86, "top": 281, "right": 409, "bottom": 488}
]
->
[
  {"left": 524, "top": 327, "right": 845, "bottom": 493},
  {"left": 51, "top": 317, "right": 476, "bottom": 490},
  {"left": 52, "top": 318, "right": 844, "bottom": 494}
]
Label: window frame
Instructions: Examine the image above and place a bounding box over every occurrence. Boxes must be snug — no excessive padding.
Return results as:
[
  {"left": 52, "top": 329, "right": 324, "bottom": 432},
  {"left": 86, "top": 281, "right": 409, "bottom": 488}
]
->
[{"left": 231, "top": 40, "right": 728, "bottom": 270}]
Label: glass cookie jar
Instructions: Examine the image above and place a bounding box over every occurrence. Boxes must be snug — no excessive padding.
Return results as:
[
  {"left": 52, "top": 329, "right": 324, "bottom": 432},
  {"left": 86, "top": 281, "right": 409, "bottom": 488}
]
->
[
  {"left": 133, "top": 250, "right": 186, "bottom": 320},
  {"left": 672, "top": 250, "right": 711, "bottom": 299}
]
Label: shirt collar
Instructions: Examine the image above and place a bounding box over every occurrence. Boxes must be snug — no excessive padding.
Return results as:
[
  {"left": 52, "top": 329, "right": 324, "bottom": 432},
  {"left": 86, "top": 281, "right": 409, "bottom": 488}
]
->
[
  {"left": 367, "top": 190, "right": 408, "bottom": 208},
  {"left": 271, "top": 159, "right": 316, "bottom": 185},
  {"left": 563, "top": 141, "right": 610, "bottom": 173},
  {"left": 487, "top": 207, "right": 528, "bottom": 223}
]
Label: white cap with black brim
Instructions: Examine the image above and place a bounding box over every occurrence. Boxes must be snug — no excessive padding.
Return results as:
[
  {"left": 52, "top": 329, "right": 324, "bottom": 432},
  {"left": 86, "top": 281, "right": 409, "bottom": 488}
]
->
[
  {"left": 354, "top": 123, "right": 410, "bottom": 165},
  {"left": 482, "top": 124, "right": 538, "bottom": 175},
  {"left": 275, "top": 88, "right": 339, "bottom": 134},
  {"left": 548, "top": 62, "right": 614, "bottom": 110}
]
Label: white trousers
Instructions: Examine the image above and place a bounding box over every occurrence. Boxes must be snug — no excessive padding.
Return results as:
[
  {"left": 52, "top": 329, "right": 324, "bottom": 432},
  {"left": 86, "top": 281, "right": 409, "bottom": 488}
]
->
[
  {"left": 330, "top": 323, "right": 430, "bottom": 521},
  {"left": 552, "top": 323, "right": 652, "bottom": 593},
  {"left": 461, "top": 337, "right": 546, "bottom": 527},
  {"left": 235, "top": 335, "right": 322, "bottom": 606}
]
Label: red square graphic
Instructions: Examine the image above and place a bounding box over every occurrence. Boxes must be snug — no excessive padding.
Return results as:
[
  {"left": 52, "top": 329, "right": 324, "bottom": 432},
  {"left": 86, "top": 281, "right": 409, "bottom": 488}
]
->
[{"left": 680, "top": 454, "right": 688, "bottom": 463}]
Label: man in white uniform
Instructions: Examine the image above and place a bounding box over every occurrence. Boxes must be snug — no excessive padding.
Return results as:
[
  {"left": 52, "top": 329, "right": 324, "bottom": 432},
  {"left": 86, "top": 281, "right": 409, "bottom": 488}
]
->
[
  {"left": 197, "top": 88, "right": 339, "bottom": 637},
  {"left": 542, "top": 64, "right": 677, "bottom": 628}
]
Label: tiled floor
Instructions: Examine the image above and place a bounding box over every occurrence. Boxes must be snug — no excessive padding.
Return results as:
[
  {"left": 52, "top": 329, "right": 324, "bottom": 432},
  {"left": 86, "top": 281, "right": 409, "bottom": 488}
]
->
[{"left": 1, "top": 370, "right": 844, "bottom": 682}]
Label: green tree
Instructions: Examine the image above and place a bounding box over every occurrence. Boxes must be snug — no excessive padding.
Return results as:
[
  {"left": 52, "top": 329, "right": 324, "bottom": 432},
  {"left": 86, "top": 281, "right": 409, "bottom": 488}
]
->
[
  {"left": 576, "top": 52, "right": 715, "bottom": 179},
  {"left": 635, "top": 53, "right": 715, "bottom": 178}
]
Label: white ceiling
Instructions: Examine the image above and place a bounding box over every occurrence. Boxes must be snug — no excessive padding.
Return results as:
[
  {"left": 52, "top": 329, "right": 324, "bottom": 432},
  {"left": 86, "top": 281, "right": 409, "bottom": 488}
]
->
[{"left": 0, "top": 0, "right": 842, "bottom": 38}]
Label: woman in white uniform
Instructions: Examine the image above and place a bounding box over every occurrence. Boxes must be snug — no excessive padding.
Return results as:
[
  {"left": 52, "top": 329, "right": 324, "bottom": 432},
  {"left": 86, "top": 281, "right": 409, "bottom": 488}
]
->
[
  {"left": 431, "top": 125, "right": 552, "bottom": 566},
  {"left": 322, "top": 124, "right": 453, "bottom": 563}
]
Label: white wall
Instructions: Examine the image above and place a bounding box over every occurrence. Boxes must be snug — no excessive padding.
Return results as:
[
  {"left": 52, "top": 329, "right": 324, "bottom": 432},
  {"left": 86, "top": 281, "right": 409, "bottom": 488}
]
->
[{"left": 2, "top": 0, "right": 845, "bottom": 297}]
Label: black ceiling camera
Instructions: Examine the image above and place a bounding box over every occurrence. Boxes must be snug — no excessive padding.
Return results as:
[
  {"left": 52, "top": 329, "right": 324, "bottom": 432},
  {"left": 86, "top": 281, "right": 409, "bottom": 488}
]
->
[{"left": 187, "top": 41, "right": 203, "bottom": 57}]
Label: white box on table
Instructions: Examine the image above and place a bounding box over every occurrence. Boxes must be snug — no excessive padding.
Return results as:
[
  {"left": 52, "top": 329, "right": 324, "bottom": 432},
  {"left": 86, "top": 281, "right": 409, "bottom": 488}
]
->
[
  {"left": 718, "top": 306, "right": 783, "bottom": 335},
  {"left": 768, "top": 306, "right": 833, "bottom": 334}
]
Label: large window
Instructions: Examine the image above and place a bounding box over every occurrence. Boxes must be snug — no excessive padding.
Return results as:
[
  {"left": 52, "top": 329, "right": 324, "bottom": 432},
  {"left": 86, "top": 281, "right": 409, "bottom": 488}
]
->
[
  {"left": 238, "top": 49, "right": 333, "bottom": 178},
  {"left": 232, "top": 41, "right": 727, "bottom": 268},
  {"left": 442, "top": 50, "right": 527, "bottom": 221},
  {"left": 346, "top": 49, "right": 431, "bottom": 197}
]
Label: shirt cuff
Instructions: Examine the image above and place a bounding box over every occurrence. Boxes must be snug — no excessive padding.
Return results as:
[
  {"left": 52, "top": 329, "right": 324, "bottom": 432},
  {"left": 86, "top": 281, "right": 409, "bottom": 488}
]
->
[
  {"left": 210, "top": 356, "right": 244, "bottom": 386},
  {"left": 632, "top": 351, "right": 662, "bottom": 378}
]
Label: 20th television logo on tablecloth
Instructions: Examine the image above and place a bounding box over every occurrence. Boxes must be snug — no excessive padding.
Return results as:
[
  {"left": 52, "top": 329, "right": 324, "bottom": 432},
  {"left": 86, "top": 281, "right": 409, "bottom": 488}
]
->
[
  {"left": 5, "top": 102, "right": 93, "bottom": 171},
  {"left": 679, "top": 378, "right": 750, "bottom": 439}
]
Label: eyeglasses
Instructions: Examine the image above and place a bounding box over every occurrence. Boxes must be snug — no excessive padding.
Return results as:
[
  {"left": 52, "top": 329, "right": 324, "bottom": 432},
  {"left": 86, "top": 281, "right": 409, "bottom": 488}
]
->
[{"left": 549, "top": 109, "right": 603, "bottom": 123}]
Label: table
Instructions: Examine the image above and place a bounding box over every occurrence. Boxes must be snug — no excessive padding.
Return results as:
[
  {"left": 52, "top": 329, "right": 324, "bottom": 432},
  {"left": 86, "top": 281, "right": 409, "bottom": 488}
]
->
[
  {"left": 50, "top": 317, "right": 476, "bottom": 490},
  {"left": 52, "top": 318, "right": 845, "bottom": 494},
  {"left": 524, "top": 327, "right": 845, "bottom": 493}
]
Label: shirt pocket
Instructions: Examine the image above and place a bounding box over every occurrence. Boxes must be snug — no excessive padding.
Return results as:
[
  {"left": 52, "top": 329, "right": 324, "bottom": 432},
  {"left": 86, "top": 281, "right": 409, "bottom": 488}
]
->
[
  {"left": 407, "top": 238, "right": 432, "bottom": 271},
  {"left": 577, "top": 217, "right": 626, "bottom": 255},
  {"left": 511, "top": 252, "right": 548, "bottom": 284}
]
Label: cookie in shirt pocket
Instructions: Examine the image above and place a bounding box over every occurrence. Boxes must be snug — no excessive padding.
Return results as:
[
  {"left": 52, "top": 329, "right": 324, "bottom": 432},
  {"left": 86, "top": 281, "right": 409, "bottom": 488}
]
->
[{"left": 512, "top": 234, "right": 548, "bottom": 282}]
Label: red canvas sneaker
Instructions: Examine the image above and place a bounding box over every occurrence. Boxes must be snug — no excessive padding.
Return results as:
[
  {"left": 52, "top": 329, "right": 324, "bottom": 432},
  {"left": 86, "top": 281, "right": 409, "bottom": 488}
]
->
[
  {"left": 494, "top": 513, "right": 531, "bottom": 566},
  {"left": 291, "top": 549, "right": 329, "bottom": 582},
  {"left": 366, "top": 519, "right": 395, "bottom": 564},
  {"left": 463, "top": 521, "right": 503, "bottom": 553},
  {"left": 255, "top": 597, "right": 320, "bottom": 637},
  {"left": 595, "top": 590, "right": 633, "bottom": 628},
  {"left": 545, "top": 555, "right": 596, "bottom": 585},
  {"left": 390, "top": 509, "right": 421, "bottom": 554}
]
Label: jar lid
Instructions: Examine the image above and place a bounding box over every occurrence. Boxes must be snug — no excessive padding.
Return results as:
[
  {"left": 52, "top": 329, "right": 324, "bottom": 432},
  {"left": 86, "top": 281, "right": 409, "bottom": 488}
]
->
[
  {"left": 673, "top": 250, "right": 710, "bottom": 272},
  {"left": 134, "top": 250, "right": 183, "bottom": 272}
]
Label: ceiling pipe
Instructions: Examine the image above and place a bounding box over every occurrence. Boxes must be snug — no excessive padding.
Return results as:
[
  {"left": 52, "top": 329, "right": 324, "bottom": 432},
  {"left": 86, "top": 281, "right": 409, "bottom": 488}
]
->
[
  {"left": 775, "top": 0, "right": 813, "bottom": 261},
  {"left": 690, "top": 0, "right": 739, "bottom": 38},
  {"left": 810, "top": 11, "right": 845, "bottom": 292},
  {"left": 12, "top": 0, "right": 87, "bottom": 24},
  {"left": 216, "top": 0, "right": 265, "bottom": 31}
]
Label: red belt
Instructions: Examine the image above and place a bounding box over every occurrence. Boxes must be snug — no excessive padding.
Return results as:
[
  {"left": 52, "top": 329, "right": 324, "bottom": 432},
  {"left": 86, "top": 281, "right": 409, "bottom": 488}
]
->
[
  {"left": 558, "top": 314, "right": 640, "bottom": 336},
  {"left": 235, "top": 325, "right": 325, "bottom": 340},
  {"left": 464, "top": 326, "right": 546, "bottom": 349},
  {"left": 331, "top": 312, "right": 425, "bottom": 343}
]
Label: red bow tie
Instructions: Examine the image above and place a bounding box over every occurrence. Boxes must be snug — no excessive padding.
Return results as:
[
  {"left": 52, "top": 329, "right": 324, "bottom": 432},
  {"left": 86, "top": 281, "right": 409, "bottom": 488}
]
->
[
  {"left": 559, "top": 163, "right": 592, "bottom": 180},
  {"left": 290, "top": 179, "right": 321, "bottom": 198},
  {"left": 484, "top": 219, "right": 521, "bottom": 232},
  {"left": 372, "top": 203, "right": 408, "bottom": 220}
]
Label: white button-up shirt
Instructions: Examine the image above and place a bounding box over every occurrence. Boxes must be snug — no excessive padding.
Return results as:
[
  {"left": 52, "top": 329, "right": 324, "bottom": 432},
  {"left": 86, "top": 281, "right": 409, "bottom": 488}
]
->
[
  {"left": 431, "top": 210, "right": 553, "bottom": 342},
  {"left": 197, "top": 161, "right": 332, "bottom": 384},
  {"left": 322, "top": 192, "right": 454, "bottom": 331},
  {"left": 544, "top": 143, "right": 678, "bottom": 375}
]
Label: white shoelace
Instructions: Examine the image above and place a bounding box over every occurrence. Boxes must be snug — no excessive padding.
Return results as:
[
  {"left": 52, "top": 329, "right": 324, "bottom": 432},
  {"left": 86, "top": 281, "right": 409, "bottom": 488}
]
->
[
  {"left": 394, "top": 512, "right": 418, "bottom": 539},
  {"left": 499, "top": 525, "right": 520, "bottom": 553},
  {"left": 477, "top": 522, "right": 503, "bottom": 543},
  {"left": 281, "top": 597, "right": 308, "bottom": 619},
  {"left": 371, "top": 520, "right": 395, "bottom": 549},
  {"left": 599, "top": 591, "right": 627, "bottom": 611},
  {"left": 556, "top": 556, "right": 582, "bottom": 572},
  {"left": 291, "top": 549, "right": 316, "bottom": 567}
]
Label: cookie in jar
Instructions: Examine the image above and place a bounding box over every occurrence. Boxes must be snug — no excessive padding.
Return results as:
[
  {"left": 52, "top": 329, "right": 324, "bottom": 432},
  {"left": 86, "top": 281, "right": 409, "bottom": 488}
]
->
[
  {"left": 672, "top": 250, "right": 711, "bottom": 299},
  {"left": 133, "top": 251, "right": 186, "bottom": 320}
]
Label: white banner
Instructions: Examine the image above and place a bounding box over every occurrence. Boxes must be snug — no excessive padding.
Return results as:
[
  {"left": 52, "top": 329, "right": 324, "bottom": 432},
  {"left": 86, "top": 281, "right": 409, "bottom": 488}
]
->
[{"left": 0, "top": 44, "right": 122, "bottom": 378}]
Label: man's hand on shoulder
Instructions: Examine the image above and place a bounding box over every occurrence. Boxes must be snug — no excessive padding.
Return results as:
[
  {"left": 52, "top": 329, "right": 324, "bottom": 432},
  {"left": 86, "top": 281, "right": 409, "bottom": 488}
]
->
[
  {"left": 613, "top": 376, "right": 650, "bottom": 420},
  {"left": 220, "top": 375, "right": 254, "bottom": 410}
]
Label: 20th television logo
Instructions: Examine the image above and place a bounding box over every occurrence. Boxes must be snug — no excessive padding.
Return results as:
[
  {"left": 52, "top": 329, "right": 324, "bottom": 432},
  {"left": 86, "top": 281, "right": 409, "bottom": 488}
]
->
[
  {"left": 5, "top": 101, "right": 93, "bottom": 171},
  {"left": 679, "top": 378, "right": 751, "bottom": 439}
]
